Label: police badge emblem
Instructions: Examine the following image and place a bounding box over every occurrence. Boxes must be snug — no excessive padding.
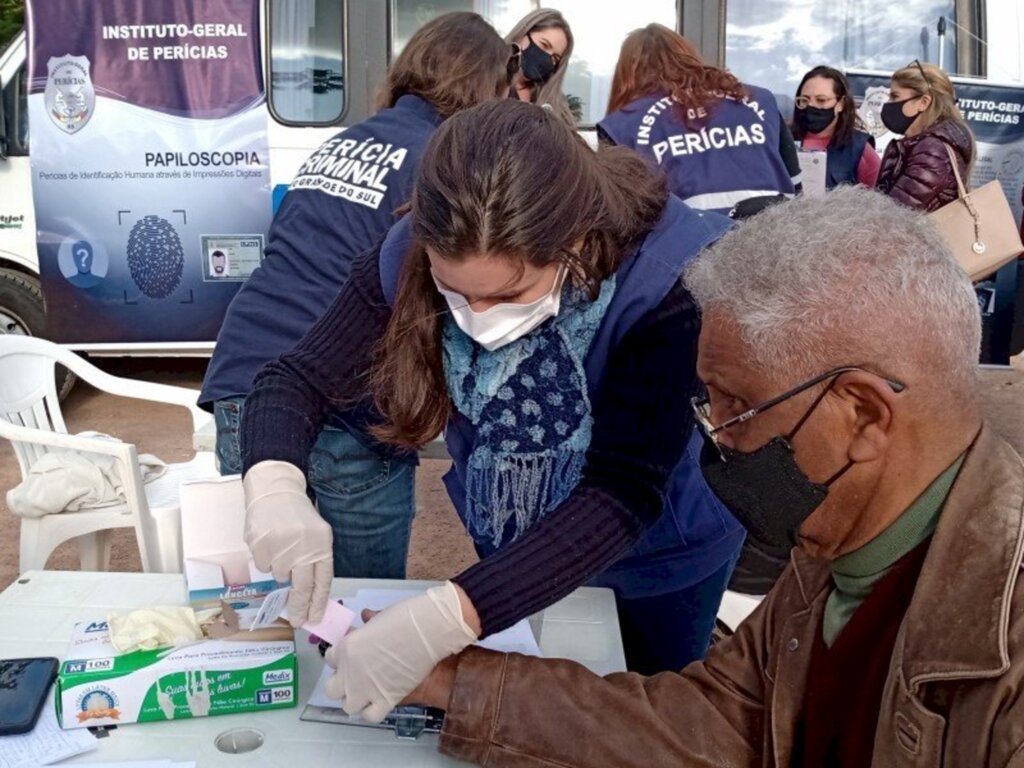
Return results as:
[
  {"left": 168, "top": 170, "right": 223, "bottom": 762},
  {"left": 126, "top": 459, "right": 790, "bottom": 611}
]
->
[
  {"left": 857, "top": 85, "right": 891, "bottom": 139},
  {"left": 45, "top": 55, "right": 95, "bottom": 134}
]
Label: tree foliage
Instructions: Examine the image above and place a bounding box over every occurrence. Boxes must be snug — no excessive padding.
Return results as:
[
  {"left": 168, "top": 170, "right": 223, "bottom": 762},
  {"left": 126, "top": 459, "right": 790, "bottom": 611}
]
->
[
  {"left": 566, "top": 94, "right": 584, "bottom": 122},
  {"left": 0, "top": 0, "right": 24, "bottom": 51}
]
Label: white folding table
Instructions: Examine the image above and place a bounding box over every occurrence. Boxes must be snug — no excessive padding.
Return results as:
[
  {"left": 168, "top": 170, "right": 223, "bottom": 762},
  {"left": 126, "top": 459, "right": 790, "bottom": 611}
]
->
[{"left": 0, "top": 571, "right": 625, "bottom": 766}]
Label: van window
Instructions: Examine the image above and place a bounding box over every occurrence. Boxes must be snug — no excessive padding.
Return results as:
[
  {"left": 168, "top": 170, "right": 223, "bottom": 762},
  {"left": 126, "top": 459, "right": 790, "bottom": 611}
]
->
[
  {"left": 1, "top": 63, "right": 28, "bottom": 155},
  {"left": 725, "top": 0, "right": 959, "bottom": 113},
  {"left": 269, "top": 0, "right": 346, "bottom": 125},
  {"left": 390, "top": 0, "right": 677, "bottom": 126},
  {"left": 16, "top": 64, "right": 27, "bottom": 152}
]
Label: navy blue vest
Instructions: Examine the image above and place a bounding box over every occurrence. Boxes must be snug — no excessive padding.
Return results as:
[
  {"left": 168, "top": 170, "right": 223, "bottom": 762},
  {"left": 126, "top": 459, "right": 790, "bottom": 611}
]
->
[
  {"left": 825, "top": 131, "right": 872, "bottom": 190},
  {"left": 379, "top": 198, "right": 745, "bottom": 598},
  {"left": 200, "top": 95, "right": 442, "bottom": 409},
  {"left": 598, "top": 86, "right": 795, "bottom": 216}
]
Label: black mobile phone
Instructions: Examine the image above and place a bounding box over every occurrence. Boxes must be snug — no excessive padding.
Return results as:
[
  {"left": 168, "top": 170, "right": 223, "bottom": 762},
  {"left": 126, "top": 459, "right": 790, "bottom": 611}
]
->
[{"left": 0, "top": 657, "right": 60, "bottom": 735}]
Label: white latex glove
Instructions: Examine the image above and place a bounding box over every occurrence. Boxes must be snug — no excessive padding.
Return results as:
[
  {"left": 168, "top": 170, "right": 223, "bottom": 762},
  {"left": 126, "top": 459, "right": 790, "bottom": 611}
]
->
[
  {"left": 243, "top": 460, "right": 333, "bottom": 626},
  {"left": 324, "top": 582, "right": 477, "bottom": 723},
  {"left": 107, "top": 606, "right": 203, "bottom": 653}
]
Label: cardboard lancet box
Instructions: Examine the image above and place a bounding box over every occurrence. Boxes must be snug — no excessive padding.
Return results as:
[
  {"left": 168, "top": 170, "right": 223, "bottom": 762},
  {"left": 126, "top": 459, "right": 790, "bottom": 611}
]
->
[
  {"left": 179, "top": 475, "right": 283, "bottom": 610},
  {"left": 55, "top": 475, "right": 300, "bottom": 729}
]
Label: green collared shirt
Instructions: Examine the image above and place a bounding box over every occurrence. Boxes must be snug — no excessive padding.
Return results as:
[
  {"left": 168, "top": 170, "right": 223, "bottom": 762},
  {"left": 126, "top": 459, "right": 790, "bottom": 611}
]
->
[{"left": 822, "top": 455, "right": 966, "bottom": 647}]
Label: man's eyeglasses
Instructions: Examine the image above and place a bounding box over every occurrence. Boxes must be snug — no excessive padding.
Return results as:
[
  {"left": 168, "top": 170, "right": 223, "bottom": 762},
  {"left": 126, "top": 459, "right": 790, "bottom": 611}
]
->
[{"left": 691, "top": 366, "right": 906, "bottom": 452}]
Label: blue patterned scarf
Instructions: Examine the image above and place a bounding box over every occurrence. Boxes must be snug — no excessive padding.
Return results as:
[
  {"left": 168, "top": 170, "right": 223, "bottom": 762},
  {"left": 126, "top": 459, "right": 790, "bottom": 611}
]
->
[{"left": 443, "top": 278, "right": 616, "bottom": 549}]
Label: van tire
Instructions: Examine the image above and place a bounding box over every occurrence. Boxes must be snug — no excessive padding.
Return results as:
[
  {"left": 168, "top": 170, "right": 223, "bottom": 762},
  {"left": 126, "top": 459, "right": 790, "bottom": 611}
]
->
[{"left": 0, "top": 268, "right": 77, "bottom": 400}]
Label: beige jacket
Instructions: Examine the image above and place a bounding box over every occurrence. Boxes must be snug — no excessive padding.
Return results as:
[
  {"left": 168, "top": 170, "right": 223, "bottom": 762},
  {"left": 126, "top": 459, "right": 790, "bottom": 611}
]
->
[{"left": 439, "top": 426, "right": 1024, "bottom": 767}]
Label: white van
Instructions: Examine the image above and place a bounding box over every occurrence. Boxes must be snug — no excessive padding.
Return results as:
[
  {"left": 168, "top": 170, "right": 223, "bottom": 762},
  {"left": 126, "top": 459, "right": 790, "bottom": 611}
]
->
[
  {"left": 1, "top": 0, "right": 1022, "bottom": 357},
  {"left": 0, "top": 1, "right": 385, "bottom": 353}
]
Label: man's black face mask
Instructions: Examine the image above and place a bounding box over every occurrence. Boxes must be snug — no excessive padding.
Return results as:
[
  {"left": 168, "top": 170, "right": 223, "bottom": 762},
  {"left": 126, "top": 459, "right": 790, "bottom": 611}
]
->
[{"left": 693, "top": 367, "right": 905, "bottom": 548}]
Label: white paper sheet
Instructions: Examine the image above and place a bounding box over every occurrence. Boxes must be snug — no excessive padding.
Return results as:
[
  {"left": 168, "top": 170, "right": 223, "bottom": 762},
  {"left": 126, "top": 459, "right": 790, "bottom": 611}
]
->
[
  {"left": 308, "top": 664, "right": 348, "bottom": 709},
  {"left": 0, "top": 693, "right": 97, "bottom": 768},
  {"left": 308, "top": 588, "right": 542, "bottom": 710}
]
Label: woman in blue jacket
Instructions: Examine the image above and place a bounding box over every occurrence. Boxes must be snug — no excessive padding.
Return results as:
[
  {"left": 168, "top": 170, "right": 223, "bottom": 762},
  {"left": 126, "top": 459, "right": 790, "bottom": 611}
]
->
[
  {"left": 792, "top": 66, "right": 880, "bottom": 189},
  {"left": 199, "top": 13, "right": 510, "bottom": 580},
  {"left": 599, "top": 24, "right": 799, "bottom": 217},
  {"left": 239, "top": 100, "right": 744, "bottom": 721}
]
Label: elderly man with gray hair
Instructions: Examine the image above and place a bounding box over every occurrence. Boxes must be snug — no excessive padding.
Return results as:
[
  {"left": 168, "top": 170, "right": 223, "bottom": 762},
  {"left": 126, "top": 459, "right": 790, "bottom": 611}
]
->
[{"left": 401, "top": 187, "right": 1024, "bottom": 767}]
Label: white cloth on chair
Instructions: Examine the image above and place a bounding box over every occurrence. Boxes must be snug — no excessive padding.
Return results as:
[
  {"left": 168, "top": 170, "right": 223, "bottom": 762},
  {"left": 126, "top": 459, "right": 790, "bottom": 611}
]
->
[{"left": 6, "top": 431, "right": 167, "bottom": 519}]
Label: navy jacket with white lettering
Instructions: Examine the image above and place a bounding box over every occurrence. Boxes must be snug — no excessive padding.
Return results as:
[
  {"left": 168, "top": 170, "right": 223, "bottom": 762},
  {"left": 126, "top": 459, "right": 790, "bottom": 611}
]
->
[
  {"left": 199, "top": 94, "right": 442, "bottom": 409},
  {"left": 598, "top": 86, "right": 795, "bottom": 215}
]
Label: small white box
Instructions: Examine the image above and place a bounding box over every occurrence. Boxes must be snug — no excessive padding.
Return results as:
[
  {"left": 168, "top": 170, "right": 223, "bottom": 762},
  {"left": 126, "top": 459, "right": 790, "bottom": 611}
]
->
[{"left": 179, "top": 475, "right": 282, "bottom": 610}]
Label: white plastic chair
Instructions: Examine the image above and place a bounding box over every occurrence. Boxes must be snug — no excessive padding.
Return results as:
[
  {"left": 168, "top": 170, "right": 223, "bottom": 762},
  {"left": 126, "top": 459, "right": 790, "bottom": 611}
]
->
[{"left": 0, "top": 335, "right": 216, "bottom": 574}]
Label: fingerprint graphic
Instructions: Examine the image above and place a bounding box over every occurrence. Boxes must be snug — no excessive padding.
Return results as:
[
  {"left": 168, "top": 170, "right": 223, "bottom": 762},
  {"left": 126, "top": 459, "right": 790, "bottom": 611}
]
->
[{"left": 126, "top": 215, "right": 184, "bottom": 299}]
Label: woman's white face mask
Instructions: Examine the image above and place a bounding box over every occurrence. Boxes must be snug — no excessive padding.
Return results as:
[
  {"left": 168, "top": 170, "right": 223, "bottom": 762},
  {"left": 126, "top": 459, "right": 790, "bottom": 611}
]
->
[{"left": 432, "top": 266, "right": 566, "bottom": 351}]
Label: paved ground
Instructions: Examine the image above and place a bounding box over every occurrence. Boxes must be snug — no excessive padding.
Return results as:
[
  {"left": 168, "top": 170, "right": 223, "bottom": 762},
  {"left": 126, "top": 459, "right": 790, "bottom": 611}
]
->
[
  {"left": 1, "top": 356, "right": 1022, "bottom": 591},
  {"left": 0, "top": 358, "right": 478, "bottom": 590}
]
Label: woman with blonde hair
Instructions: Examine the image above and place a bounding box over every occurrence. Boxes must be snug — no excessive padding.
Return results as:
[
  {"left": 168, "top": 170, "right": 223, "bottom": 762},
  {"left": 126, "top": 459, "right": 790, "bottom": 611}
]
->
[
  {"left": 876, "top": 60, "right": 975, "bottom": 212},
  {"left": 505, "top": 8, "right": 574, "bottom": 124}
]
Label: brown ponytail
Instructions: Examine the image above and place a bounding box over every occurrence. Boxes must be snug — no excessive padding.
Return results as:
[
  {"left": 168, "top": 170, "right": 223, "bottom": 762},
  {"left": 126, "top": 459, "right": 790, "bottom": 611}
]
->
[{"left": 371, "top": 99, "right": 668, "bottom": 448}]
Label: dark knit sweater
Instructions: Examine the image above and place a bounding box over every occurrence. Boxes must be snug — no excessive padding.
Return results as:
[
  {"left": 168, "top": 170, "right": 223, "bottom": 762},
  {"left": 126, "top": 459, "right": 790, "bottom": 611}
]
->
[
  {"left": 793, "top": 537, "right": 933, "bottom": 767},
  {"left": 240, "top": 242, "right": 701, "bottom": 636}
]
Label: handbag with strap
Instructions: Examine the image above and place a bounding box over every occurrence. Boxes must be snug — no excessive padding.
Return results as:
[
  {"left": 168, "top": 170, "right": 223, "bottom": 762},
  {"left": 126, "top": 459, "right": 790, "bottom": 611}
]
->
[{"left": 928, "top": 143, "right": 1023, "bottom": 282}]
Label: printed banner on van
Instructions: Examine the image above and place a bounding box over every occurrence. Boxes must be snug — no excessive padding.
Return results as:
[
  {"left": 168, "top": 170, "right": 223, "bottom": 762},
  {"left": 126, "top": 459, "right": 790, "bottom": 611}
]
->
[
  {"left": 26, "top": 0, "right": 270, "bottom": 344},
  {"left": 847, "top": 69, "right": 1024, "bottom": 229}
]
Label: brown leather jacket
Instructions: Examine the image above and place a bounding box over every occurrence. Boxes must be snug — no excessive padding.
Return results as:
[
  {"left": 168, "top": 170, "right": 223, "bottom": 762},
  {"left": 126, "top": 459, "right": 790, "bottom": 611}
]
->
[
  {"left": 439, "top": 426, "right": 1024, "bottom": 767},
  {"left": 875, "top": 119, "right": 974, "bottom": 213}
]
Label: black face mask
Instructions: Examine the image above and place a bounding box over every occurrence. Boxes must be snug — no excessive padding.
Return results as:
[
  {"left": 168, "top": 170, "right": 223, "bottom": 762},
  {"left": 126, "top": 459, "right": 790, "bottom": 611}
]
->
[
  {"left": 881, "top": 99, "right": 920, "bottom": 135},
  {"left": 698, "top": 389, "right": 853, "bottom": 550},
  {"left": 520, "top": 32, "right": 557, "bottom": 85},
  {"left": 795, "top": 105, "right": 836, "bottom": 135}
]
